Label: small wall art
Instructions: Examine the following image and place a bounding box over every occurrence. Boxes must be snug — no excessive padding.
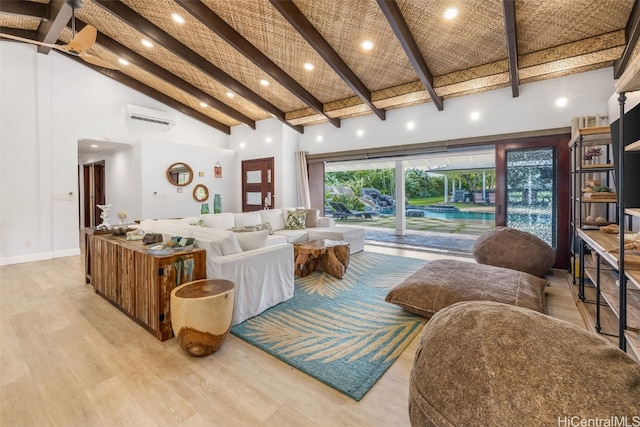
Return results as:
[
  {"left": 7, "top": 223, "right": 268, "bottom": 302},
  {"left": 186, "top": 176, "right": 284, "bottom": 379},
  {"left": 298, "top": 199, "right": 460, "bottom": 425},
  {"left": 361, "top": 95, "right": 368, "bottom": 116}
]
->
[{"left": 214, "top": 162, "right": 222, "bottom": 178}]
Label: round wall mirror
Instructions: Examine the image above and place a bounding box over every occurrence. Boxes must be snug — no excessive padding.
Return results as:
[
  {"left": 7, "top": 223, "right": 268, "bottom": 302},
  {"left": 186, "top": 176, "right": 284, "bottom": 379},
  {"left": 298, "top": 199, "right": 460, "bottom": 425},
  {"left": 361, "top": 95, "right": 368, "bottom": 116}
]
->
[
  {"left": 193, "top": 184, "right": 209, "bottom": 202},
  {"left": 166, "top": 162, "right": 193, "bottom": 186}
]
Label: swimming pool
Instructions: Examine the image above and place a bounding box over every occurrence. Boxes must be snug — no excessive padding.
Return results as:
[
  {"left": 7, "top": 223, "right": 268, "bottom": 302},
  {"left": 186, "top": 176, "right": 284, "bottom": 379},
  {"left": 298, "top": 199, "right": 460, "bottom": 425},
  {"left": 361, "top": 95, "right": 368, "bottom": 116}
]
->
[{"left": 424, "top": 211, "right": 495, "bottom": 221}]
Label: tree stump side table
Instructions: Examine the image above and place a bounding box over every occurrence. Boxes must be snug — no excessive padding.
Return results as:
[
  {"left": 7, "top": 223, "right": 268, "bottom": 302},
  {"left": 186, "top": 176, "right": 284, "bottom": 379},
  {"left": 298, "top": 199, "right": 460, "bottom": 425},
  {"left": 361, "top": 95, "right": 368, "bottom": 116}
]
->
[
  {"left": 293, "top": 239, "right": 350, "bottom": 279},
  {"left": 170, "top": 279, "right": 235, "bottom": 357}
]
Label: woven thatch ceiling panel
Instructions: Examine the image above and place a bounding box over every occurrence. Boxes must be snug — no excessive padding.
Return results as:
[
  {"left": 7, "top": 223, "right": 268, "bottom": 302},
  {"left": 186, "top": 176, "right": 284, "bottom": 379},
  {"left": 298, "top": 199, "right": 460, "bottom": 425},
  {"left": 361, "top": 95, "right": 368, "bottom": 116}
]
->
[
  {"left": 202, "top": 0, "right": 354, "bottom": 103},
  {"left": 293, "top": 0, "right": 418, "bottom": 90},
  {"left": 0, "top": 13, "right": 41, "bottom": 31},
  {"left": 1, "top": 0, "right": 637, "bottom": 132},
  {"left": 515, "top": 0, "right": 634, "bottom": 54},
  {"left": 121, "top": 0, "right": 306, "bottom": 113},
  {"left": 398, "top": 0, "right": 507, "bottom": 76},
  {"left": 76, "top": 1, "right": 270, "bottom": 122}
]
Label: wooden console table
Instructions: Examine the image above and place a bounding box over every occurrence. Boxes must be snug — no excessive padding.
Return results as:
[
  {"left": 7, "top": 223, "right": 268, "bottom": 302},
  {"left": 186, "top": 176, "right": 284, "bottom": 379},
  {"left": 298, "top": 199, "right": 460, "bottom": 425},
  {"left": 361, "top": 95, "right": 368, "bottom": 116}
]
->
[{"left": 89, "top": 234, "right": 206, "bottom": 341}]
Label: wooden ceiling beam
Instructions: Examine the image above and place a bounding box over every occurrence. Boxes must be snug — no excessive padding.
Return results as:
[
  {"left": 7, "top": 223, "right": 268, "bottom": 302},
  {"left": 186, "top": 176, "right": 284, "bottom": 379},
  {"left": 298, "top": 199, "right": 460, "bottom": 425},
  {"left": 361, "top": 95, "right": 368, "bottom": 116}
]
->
[
  {"left": 376, "top": 0, "right": 443, "bottom": 111},
  {"left": 502, "top": 0, "right": 519, "bottom": 97},
  {"left": 69, "top": 19, "right": 256, "bottom": 129},
  {"left": 0, "top": 1, "right": 48, "bottom": 18},
  {"left": 65, "top": 54, "right": 231, "bottom": 134},
  {"left": 175, "top": 0, "right": 339, "bottom": 128},
  {"left": 93, "top": 0, "right": 303, "bottom": 134},
  {"left": 270, "top": 0, "right": 386, "bottom": 121},
  {"left": 614, "top": 0, "right": 640, "bottom": 79}
]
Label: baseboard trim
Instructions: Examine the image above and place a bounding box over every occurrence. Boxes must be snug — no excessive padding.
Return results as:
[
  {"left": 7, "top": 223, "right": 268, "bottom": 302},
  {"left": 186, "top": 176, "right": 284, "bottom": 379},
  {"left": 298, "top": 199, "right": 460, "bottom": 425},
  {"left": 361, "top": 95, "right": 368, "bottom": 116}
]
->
[{"left": 0, "top": 248, "right": 80, "bottom": 266}]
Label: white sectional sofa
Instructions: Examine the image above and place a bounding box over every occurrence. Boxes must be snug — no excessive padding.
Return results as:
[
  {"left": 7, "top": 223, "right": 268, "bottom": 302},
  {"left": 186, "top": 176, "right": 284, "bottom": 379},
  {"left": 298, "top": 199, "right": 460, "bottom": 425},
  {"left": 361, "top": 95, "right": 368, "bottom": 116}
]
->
[{"left": 136, "top": 208, "right": 364, "bottom": 325}]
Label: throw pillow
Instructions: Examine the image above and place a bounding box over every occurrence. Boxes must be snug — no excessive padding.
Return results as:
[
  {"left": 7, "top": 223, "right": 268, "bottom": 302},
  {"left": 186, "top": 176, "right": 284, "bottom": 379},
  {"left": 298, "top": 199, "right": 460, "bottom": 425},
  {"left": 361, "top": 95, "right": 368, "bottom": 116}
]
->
[
  {"left": 286, "top": 210, "right": 306, "bottom": 230},
  {"left": 229, "top": 224, "right": 269, "bottom": 233},
  {"left": 234, "top": 229, "right": 269, "bottom": 251},
  {"left": 299, "top": 208, "right": 319, "bottom": 228}
]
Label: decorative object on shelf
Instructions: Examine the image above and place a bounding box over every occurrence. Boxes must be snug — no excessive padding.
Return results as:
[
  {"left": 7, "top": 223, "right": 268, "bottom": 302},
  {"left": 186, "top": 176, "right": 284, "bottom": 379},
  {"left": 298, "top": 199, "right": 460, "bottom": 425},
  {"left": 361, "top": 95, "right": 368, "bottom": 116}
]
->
[
  {"left": 214, "top": 194, "right": 222, "bottom": 213},
  {"left": 126, "top": 229, "right": 145, "bottom": 240},
  {"left": 583, "top": 147, "right": 602, "bottom": 162},
  {"left": 193, "top": 184, "right": 209, "bottom": 202},
  {"left": 142, "top": 233, "right": 163, "bottom": 244},
  {"left": 117, "top": 210, "right": 127, "bottom": 226},
  {"left": 166, "top": 162, "right": 193, "bottom": 186},
  {"left": 214, "top": 162, "right": 222, "bottom": 178},
  {"left": 201, "top": 202, "right": 209, "bottom": 214},
  {"left": 198, "top": 171, "right": 204, "bottom": 177},
  {"left": 96, "top": 204, "right": 112, "bottom": 230}
]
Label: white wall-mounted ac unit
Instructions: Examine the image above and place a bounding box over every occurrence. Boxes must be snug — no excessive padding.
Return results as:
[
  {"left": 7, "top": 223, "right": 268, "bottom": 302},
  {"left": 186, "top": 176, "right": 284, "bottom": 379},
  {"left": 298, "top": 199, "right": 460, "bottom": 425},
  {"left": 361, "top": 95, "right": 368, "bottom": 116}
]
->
[{"left": 125, "top": 104, "right": 176, "bottom": 128}]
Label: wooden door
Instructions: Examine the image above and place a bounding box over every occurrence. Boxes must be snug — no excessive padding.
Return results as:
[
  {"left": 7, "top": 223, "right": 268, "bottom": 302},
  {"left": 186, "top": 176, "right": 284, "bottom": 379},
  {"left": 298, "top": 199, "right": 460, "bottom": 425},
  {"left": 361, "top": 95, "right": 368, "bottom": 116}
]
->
[
  {"left": 242, "top": 157, "right": 274, "bottom": 212},
  {"left": 83, "top": 161, "right": 106, "bottom": 227}
]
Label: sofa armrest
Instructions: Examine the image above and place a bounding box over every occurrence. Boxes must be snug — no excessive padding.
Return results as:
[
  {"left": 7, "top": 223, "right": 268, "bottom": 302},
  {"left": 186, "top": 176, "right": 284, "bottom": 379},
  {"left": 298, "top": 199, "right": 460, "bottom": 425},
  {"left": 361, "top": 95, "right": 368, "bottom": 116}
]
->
[
  {"left": 206, "top": 243, "right": 295, "bottom": 325},
  {"left": 317, "top": 217, "right": 335, "bottom": 227}
]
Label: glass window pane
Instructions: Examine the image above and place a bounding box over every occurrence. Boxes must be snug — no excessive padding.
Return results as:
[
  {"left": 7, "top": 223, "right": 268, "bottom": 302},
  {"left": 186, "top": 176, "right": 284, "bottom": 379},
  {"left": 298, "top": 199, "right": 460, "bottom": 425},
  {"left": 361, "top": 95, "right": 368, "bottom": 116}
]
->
[
  {"left": 505, "top": 147, "right": 556, "bottom": 250},
  {"left": 246, "top": 192, "right": 262, "bottom": 205},
  {"left": 246, "top": 171, "right": 261, "bottom": 184}
]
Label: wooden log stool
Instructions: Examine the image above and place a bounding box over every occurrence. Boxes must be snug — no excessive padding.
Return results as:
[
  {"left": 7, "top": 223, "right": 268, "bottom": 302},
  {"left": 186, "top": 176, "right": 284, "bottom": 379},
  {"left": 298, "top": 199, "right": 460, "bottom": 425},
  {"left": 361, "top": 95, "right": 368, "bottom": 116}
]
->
[
  {"left": 293, "top": 239, "right": 350, "bottom": 279},
  {"left": 170, "top": 279, "right": 235, "bottom": 357}
]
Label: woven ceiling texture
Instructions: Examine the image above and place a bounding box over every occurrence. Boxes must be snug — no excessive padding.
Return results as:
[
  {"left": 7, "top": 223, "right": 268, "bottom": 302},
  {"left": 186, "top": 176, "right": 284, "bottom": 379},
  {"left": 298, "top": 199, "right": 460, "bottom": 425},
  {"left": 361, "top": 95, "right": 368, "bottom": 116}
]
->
[{"left": 0, "top": 0, "right": 635, "bottom": 134}]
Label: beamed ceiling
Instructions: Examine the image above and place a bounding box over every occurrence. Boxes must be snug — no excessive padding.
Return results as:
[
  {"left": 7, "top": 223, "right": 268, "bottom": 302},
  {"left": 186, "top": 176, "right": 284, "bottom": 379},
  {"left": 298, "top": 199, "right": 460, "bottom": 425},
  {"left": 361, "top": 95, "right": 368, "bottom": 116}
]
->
[{"left": 1, "top": 0, "right": 639, "bottom": 135}]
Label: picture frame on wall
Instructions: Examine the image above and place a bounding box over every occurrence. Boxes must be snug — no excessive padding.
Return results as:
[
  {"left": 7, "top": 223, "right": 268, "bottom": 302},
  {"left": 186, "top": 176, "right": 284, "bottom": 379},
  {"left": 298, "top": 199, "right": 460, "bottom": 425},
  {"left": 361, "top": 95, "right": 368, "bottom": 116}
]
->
[{"left": 214, "top": 162, "right": 222, "bottom": 178}]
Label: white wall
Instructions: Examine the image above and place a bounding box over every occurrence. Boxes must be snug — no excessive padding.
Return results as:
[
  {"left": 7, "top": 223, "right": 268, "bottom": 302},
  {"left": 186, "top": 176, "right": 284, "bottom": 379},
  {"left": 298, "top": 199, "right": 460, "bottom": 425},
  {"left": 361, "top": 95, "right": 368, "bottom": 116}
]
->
[{"left": 1, "top": 43, "right": 231, "bottom": 265}]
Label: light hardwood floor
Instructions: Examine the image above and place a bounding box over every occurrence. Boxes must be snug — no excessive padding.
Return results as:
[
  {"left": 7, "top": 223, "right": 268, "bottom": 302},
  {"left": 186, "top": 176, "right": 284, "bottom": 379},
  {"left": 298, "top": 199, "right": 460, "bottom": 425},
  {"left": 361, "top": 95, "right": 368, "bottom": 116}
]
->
[{"left": 0, "top": 245, "right": 584, "bottom": 426}]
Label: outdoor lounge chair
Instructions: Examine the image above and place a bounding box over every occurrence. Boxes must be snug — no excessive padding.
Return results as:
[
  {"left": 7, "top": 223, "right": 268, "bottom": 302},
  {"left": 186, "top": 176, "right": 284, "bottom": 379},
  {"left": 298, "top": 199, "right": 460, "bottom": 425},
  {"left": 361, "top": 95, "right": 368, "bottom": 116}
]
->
[
  {"left": 473, "top": 192, "right": 485, "bottom": 204},
  {"left": 331, "top": 202, "right": 373, "bottom": 220}
]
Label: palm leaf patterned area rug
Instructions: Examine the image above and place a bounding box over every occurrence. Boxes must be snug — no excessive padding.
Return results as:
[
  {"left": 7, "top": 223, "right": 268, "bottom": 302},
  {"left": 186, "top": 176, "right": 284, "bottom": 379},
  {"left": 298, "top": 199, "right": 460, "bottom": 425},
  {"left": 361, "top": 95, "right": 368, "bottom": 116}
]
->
[{"left": 231, "top": 252, "right": 427, "bottom": 401}]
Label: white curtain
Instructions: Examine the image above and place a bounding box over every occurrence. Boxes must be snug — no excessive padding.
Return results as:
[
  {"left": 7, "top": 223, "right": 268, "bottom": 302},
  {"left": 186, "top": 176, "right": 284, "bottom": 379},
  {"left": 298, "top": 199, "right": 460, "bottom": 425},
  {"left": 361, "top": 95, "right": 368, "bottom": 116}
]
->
[{"left": 295, "top": 151, "right": 311, "bottom": 208}]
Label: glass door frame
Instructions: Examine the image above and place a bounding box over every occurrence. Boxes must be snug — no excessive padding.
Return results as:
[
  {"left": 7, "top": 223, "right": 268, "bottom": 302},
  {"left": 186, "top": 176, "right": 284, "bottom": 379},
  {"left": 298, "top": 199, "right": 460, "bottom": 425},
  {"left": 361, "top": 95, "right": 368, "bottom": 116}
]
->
[{"left": 495, "top": 134, "right": 571, "bottom": 268}]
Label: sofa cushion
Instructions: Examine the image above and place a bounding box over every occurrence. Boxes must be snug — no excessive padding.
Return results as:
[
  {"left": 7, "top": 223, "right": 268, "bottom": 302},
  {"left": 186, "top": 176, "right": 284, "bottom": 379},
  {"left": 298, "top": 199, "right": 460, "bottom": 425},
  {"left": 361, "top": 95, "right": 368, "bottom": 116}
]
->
[
  {"left": 385, "top": 259, "right": 548, "bottom": 319},
  {"left": 191, "top": 228, "right": 242, "bottom": 256},
  {"left": 472, "top": 227, "right": 555, "bottom": 277},
  {"left": 409, "top": 301, "right": 640, "bottom": 427},
  {"left": 285, "top": 210, "right": 306, "bottom": 229},
  {"left": 200, "top": 213, "right": 235, "bottom": 229},
  {"left": 272, "top": 229, "right": 308, "bottom": 243},
  {"left": 234, "top": 230, "right": 269, "bottom": 251},
  {"left": 260, "top": 209, "right": 286, "bottom": 231},
  {"left": 234, "top": 211, "right": 263, "bottom": 227},
  {"left": 306, "top": 226, "right": 364, "bottom": 242}
]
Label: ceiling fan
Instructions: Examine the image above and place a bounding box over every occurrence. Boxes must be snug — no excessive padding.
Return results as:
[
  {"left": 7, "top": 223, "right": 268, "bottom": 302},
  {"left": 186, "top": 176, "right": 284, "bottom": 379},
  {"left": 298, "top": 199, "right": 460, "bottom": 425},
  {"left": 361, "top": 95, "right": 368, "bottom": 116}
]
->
[{"left": 0, "top": 0, "right": 117, "bottom": 70}]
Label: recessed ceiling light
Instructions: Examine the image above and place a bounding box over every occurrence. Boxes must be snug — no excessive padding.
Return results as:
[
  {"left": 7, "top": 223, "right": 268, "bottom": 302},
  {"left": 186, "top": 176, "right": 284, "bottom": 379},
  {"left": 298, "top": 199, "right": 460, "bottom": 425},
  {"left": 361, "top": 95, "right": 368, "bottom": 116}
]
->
[
  {"left": 470, "top": 111, "right": 480, "bottom": 121},
  {"left": 200, "top": 102, "right": 208, "bottom": 108},
  {"left": 555, "top": 97, "right": 568, "bottom": 107},
  {"left": 91, "top": 144, "right": 98, "bottom": 148},
  {"left": 443, "top": 7, "right": 459, "bottom": 20},
  {"left": 407, "top": 121, "right": 415, "bottom": 130},
  {"left": 357, "top": 129, "right": 364, "bottom": 137},
  {"left": 240, "top": 142, "right": 246, "bottom": 148},
  {"left": 361, "top": 40, "right": 374, "bottom": 50},
  {"left": 118, "top": 58, "right": 129, "bottom": 66},
  {"left": 260, "top": 79, "right": 269, "bottom": 86},
  {"left": 266, "top": 137, "right": 272, "bottom": 143},
  {"left": 303, "top": 62, "right": 315, "bottom": 71},
  {"left": 141, "top": 39, "right": 154, "bottom": 48},
  {"left": 171, "top": 13, "right": 185, "bottom": 24},
  {"left": 226, "top": 91, "right": 235, "bottom": 98},
  {"left": 316, "top": 136, "right": 323, "bottom": 142}
]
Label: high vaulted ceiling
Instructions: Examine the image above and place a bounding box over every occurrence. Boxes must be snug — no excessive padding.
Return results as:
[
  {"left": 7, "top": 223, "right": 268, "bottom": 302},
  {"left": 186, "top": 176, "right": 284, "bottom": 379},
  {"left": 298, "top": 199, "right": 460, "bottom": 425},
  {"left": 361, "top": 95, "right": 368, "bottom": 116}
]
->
[{"left": 1, "top": 0, "right": 639, "bottom": 135}]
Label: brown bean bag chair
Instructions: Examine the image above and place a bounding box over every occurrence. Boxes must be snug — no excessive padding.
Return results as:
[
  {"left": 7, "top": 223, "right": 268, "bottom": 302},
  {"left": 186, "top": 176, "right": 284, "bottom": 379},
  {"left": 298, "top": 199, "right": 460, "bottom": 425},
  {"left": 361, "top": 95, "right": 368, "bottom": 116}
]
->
[
  {"left": 385, "top": 259, "right": 548, "bottom": 319},
  {"left": 472, "top": 227, "right": 555, "bottom": 277},
  {"left": 409, "top": 301, "right": 640, "bottom": 427}
]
